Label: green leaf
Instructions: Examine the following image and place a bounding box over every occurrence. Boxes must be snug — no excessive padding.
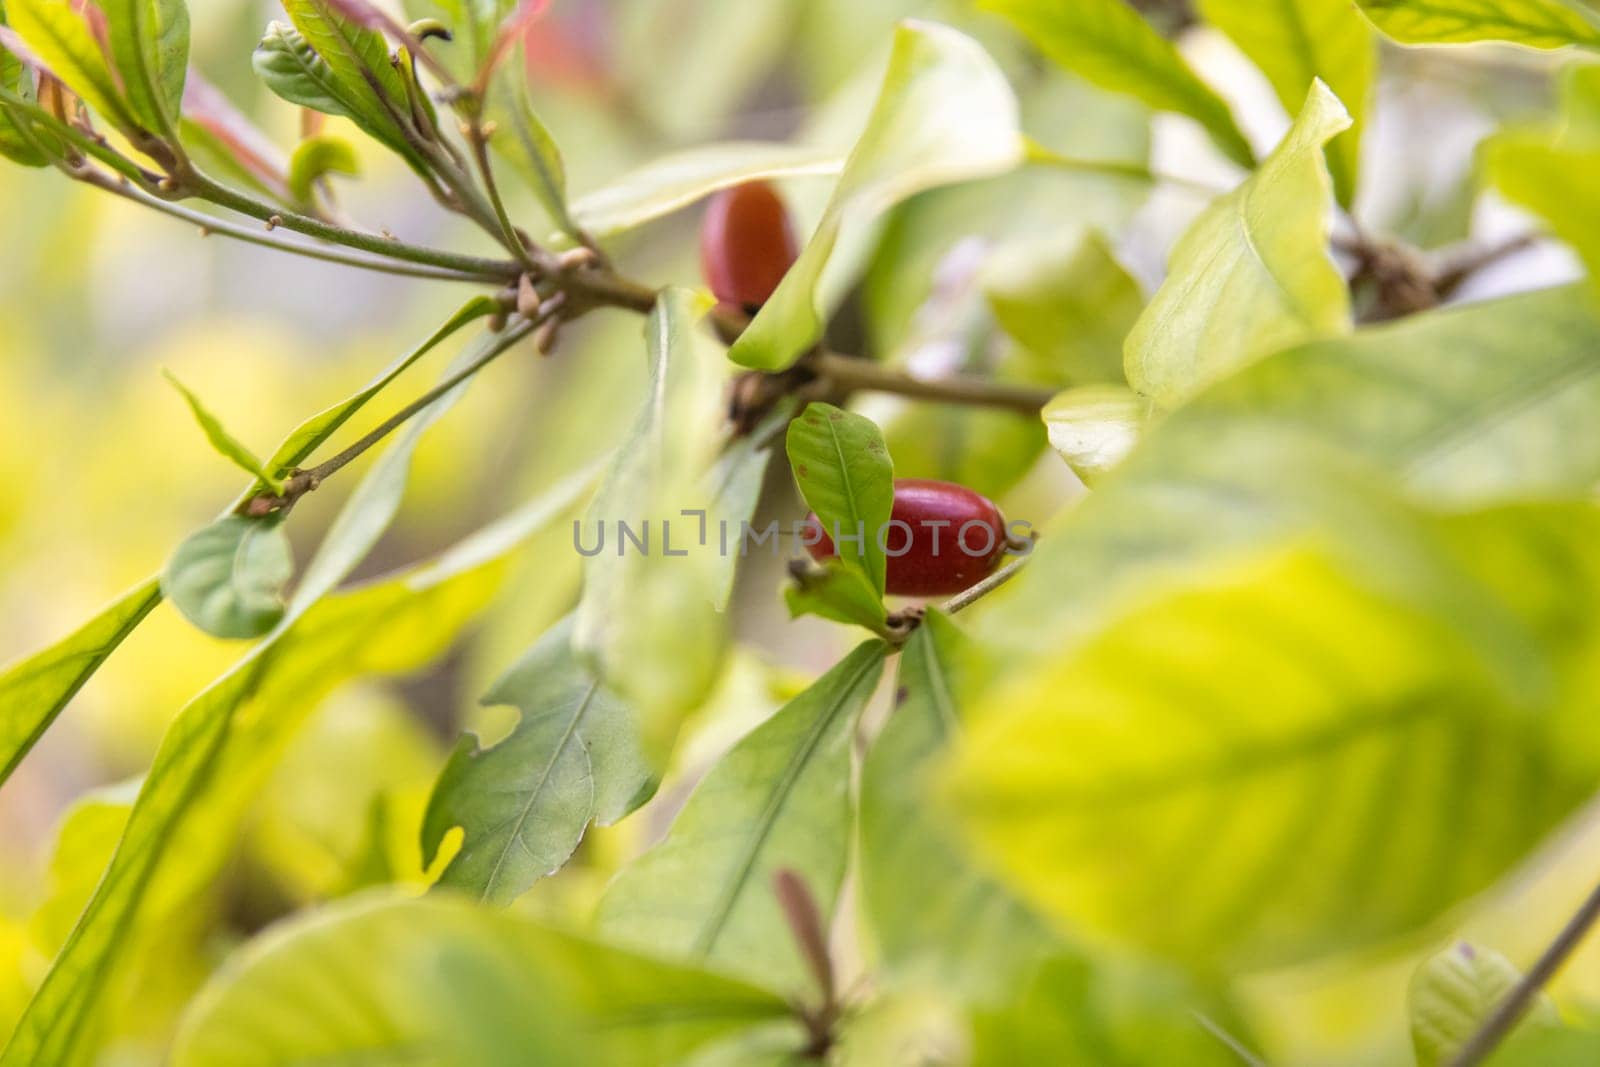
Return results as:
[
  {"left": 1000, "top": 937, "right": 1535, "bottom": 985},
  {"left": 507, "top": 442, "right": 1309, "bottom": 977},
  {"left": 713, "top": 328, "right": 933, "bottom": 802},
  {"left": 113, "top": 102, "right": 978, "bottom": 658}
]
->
[
  {"left": 0, "top": 2, "right": 50, "bottom": 165},
  {"left": 163, "top": 369, "right": 283, "bottom": 491},
  {"left": 1125, "top": 81, "right": 1352, "bottom": 408},
  {"left": 982, "top": 0, "right": 1255, "bottom": 169},
  {"left": 0, "top": 463, "right": 601, "bottom": 1067},
  {"left": 421, "top": 617, "right": 654, "bottom": 904},
  {"left": 568, "top": 140, "right": 844, "bottom": 243},
  {"left": 785, "top": 401, "right": 894, "bottom": 597},
  {"left": 1487, "top": 66, "right": 1600, "bottom": 295},
  {"left": 859, "top": 611, "right": 1056, "bottom": 1001},
  {"left": 574, "top": 289, "right": 732, "bottom": 764},
  {"left": 253, "top": 16, "right": 422, "bottom": 169},
  {"left": 1410, "top": 942, "right": 1559, "bottom": 1067},
  {"left": 6, "top": 0, "right": 140, "bottom": 133},
  {"left": 100, "top": 0, "right": 188, "bottom": 137},
  {"left": 728, "top": 21, "right": 1023, "bottom": 371},
  {"left": 169, "top": 892, "right": 791, "bottom": 1066},
  {"left": 1198, "top": 0, "right": 1374, "bottom": 207},
  {"left": 983, "top": 232, "right": 1143, "bottom": 387},
  {"left": 969, "top": 954, "right": 1250, "bottom": 1066},
  {"left": 286, "top": 131, "right": 359, "bottom": 204},
  {"left": 942, "top": 502, "right": 1600, "bottom": 970},
  {"left": 597, "top": 642, "right": 888, "bottom": 992},
  {"left": 1354, "top": 0, "right": 1600, "bottom": 48},
  {"left": 486, "top": 60, "right": 577, "bottom": 239},
  {"left": 1041, "top": 384, "right": 1148, "bottom": 486},
  {"left": 261, "top": 296, "right": 498, "bottom": 486},
  {"left": 161, "top": 516, "right": 294, "bottom": 640},
  {"left": 783, "top": 560, "right": 891, "bottom": 637},
  {"left": 973, "top": 284, "right": 1600, "bottom": 673},
  {"left": 0, "top": 580, "right": 160, "bottom": 787}
]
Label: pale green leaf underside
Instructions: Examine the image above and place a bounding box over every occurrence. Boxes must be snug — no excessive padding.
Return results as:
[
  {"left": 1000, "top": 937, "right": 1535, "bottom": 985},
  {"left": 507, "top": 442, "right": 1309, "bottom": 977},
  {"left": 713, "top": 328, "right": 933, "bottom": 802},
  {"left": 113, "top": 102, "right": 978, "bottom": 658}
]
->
[
  {"left": 983, "top": 0, "right": 1255, "bottom": 168},
  {"left": 1199, "top": 0, "right": 1374, "bottom": 207},
  {"left": 161, "top": 516, "right": 294, "bottom": 640},
  {"left": 568, "top": 140, "right": 843, "bottom": 242},
  {"left": 170, "top": 893, "right": 790, "bottom": 1067},
  {"left": 1355, "top": 0, "right": 1600, "bottom": 48},
  {"left": 597, "top": 642, "right": 888, "bottom": 991},
  {"left": 728, "top": 20, "right": 1023, "bottom": 370},
  {"left": 1125, "top": 80, "right": 1352, "bottom": 408},
  {"left": 1041, "top": 384, "right": 1147, "bottom": 486}
]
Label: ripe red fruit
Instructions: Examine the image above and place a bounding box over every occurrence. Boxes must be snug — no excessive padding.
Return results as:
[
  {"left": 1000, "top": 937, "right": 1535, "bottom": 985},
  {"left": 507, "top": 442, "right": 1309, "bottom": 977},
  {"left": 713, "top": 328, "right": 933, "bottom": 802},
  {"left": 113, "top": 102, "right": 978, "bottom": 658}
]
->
[
  {"left": 805, "top": 479, "right": 1008, "bottom": 597},
  {"left": 700, "top": 181, "right": 799, "bottom": 311}
]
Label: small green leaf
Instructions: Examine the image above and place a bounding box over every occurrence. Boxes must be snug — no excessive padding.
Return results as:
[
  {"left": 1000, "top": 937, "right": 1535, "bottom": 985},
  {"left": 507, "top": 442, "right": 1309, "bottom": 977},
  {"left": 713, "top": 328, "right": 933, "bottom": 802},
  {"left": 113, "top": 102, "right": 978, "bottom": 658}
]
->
[
  {"left": 983, "top": 0, "right": 1255, "bottom": 169},
  {"left": 6, "top": 0, "right": 140, "bottom": 133},
  {"left": 421, "top": 617, "right": 654, "bottom": 904},
  {"left": 728, "top": 21, "right": 1023, "bottom": 371},
  {"left": 783, "top": 560, "right": 891, "bottom": 636},
  {"left": 786, "top": 401, "right": 894, "bottom": 597},
  {"left": 597, "top": 642, "right": 888, "bottom": 991},
  {"left": 1199, "top": 0, "right": 1374, "bottom": 207},
  {"left": 164, "top": 370, "right": 282, "bottom": 492},
  {"left": 983, "top": 232, "right": 1143, "bottom": 387},
  {"left": 170, "top": 893, "right": 792, "bottom": 1067},
  {"left": 1125, "top": 81, "right": 1352, "bottom": 408},
  {"left": 1355, "top": 0, "right": 1600, "bottom": 48},
  {"left": 286, "top": 131, "right": 360, "bottom": 204},
  {"left": 0, "top": 580, "right": 161, "bottom": 787},
  {"left": 575, "top": 289, "right": 732, "bottom": 764},
  {"left": 568, "top": 140, "right": 844, "bottom": 243},
  {"left": 1409, "top": 942, "right": 1559, "bottom": 1066},
  {"left": 0, "top": 2, "right": 50, "bottom": 165},
  {"left": 100, "top": 0, "right": 189, "bottom": 137},
  {"left": 1041, "top": 384, "right": 1148, "bottom": 486},
  {"left": 161, "top": 516, "right": 294, "bottom": 639}
]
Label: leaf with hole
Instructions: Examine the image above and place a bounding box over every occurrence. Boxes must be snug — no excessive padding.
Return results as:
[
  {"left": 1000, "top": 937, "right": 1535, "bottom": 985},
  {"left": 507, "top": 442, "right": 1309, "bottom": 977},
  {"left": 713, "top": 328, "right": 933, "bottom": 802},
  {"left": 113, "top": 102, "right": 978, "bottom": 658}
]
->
[{"left": 421, "top": 617, "right": 654, "bottom": 905}]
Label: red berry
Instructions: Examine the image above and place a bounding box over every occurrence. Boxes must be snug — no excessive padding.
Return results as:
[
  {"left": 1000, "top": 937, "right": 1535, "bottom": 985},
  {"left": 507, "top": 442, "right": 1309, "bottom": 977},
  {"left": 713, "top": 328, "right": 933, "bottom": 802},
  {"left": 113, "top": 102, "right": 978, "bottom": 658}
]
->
[
  {"left": 700, "top": 181, "right": 799, "bottom": 310},
  {"left": 805, "top": 479, "right": 1008, "bottom": 597}
]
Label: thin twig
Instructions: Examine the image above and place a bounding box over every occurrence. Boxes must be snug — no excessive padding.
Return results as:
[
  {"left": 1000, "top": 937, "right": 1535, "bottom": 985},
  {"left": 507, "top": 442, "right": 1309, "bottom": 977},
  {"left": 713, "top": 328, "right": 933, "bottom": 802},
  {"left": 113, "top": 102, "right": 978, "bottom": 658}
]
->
[
  {"left": 1434, "top": 233, "right": 1542, "bottom": 300},
  {"left": 463, "top": 118, "right": 539, "bottom": 271},
  {"left": 1447, "top": 875, "right": 1600, "bottom": 1067},
  {"left": 244, "top": 315, "right": 539, "bottom": 514},
  {"left": 811, "top": 353, "right": 1054, "bottom": 415},
  {"left": 941, "top": 553, "right": 1030, "bottom": 616},
  {"left": 80, "top": 169, "right": 505, "bottom": 284},
  {"left": 1193, "top": 1011, "right": 1271, "bottom": 1067},
  {"left": 182, "top": 168, "right": 523, "bottom": 280}
]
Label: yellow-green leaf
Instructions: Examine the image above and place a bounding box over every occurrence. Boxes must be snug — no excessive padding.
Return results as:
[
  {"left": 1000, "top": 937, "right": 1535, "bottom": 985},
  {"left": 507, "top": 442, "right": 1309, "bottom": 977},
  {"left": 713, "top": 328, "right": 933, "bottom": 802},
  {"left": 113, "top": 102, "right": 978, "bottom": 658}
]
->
[
  {"left": 728, "top": 21, "right": 1023, "bottom": 371},
  {"left": 164, "top": 369, "right": 282, "bottom": 492},
  {"left": 7, "top": 0, "right": 139, "bottom": 132},
  {"left": 1125, "top": 81, "right": 1351, "bottom": 409},
  {"left": 983, "top": 0, "right": 1255, "bottom": 169},
  {"left": 1355, "top": 0, "right": 1600, "bottom": 48},
  {"left": 286, "top": 132, "right": 359, "bottom": 204},
  {"left": 1199, "top": 0, "right": 1374, "bottom": 206},
  {"left": 1041, "top": 384, "right": 1148, "bottom": 486},
  {"left": 171, "top": 893, "right": 791, "bottom": 1067},
  {"left": 1409, "top": 942, "right": 1559, "bottom": 1066}
]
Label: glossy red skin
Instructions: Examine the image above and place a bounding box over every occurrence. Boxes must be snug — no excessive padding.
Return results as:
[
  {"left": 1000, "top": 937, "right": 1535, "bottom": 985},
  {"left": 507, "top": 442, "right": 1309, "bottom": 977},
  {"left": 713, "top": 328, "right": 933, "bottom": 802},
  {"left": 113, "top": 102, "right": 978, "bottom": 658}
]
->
[
  {"left": 806, "top": 479, "right": 1008, "bottom": 597},
  {"left": 700, "top": 181, "right": 799, "bottom": 309}
]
